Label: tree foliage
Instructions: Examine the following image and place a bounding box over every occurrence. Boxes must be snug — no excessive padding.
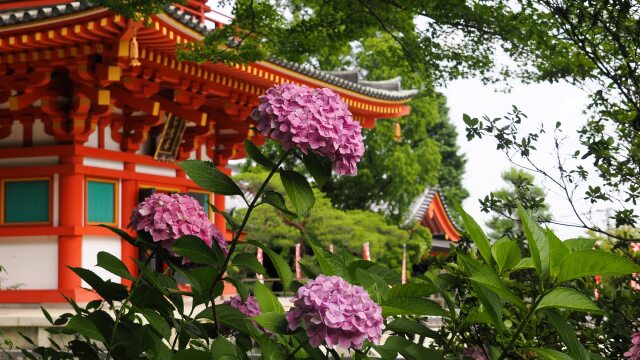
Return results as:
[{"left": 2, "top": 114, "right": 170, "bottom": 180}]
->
[
  {"left": 233, "top": 169, "right": 432, "bottom": 272},
  {"left": 482, "top": 167, "right": 551, "bottom": 241}
]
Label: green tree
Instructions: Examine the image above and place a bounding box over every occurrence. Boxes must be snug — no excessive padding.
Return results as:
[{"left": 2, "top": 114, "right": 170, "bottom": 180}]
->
[
  {"left": 481, "top": 168, "right": 551, "bottom": 241},
  {"left": 233, "top": 169, "right": 432, "bottom": 272}
]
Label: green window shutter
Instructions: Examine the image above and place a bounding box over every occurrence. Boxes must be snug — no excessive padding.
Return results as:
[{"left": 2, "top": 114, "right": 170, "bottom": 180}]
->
[
  {"left": 4, "top": 180, "right": 50, "bottom": 223},
  {"left": 88, "top": 181, "right": 115, "bottom": 223}
]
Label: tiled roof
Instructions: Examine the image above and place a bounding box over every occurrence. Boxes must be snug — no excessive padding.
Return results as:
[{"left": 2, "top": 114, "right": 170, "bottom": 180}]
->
[
  {"left": 0, "top": 1, "right": 95, "bottom": 26},
  {"left": 404, "top": 188, "right": 460, "bottom": 230},
  {"left": 0, "top": 2, "right": 417, "bottom": 101}
]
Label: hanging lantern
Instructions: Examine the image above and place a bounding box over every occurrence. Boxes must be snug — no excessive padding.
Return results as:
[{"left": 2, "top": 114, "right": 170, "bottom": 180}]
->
[
  {"left": 393, "top": 120, "right": 401, "bottom": 142},
  {"left": 129, "top": 31, "right": 141, "bottom": 67}
]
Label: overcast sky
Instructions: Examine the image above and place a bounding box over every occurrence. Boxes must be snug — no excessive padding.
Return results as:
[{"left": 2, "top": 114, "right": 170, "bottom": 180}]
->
[{"left": 441, "top": 78, "right": 607, "bottom": 238}]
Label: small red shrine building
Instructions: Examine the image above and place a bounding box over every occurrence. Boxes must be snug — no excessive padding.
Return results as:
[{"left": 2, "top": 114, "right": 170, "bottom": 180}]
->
[
  {"left": 0, "top": 1, "right": 416, "bottom": 303},
  {"left": 406, "top": 188, "right": 461, "bottom": 254}
]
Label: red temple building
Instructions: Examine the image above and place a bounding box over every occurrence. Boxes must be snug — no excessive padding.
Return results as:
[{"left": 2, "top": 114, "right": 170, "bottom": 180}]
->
[
  {"left": 0, "top": 1, "right": 417, "bottom": 303},
  {"left": 406, "top": 188, "right": 461, "bottom": 254}
]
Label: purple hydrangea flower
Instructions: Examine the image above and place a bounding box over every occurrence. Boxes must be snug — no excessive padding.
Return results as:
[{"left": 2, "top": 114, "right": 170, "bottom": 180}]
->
[
  {"left": 129, "top": 193, "right": 228, "bottom": 256},
  {"left": 285, "top": 275, "right": 383, "bottom": 349},
  {"left": 225, "top": 294, "right": 262, "bottom": 318},
  {"left": 625, "top": 332, "right": 640, "bottom": 359},
  {"left": 251, "top": 83, "right": 364, "bottom": 176}
]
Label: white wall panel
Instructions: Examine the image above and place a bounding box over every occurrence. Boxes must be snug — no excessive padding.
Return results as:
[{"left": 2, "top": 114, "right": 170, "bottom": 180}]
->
[
  {"left": 135, "top": 164, "right": 176, "bottom": 177},
  {"left": 83, "top": 157, "right": 124, "bottom": 170},
  {"left": 0, "top": 236, "right": 58, "bottom": 290},
  {"left": 82, "top": 235, "right": 122, "bottom": 285}
]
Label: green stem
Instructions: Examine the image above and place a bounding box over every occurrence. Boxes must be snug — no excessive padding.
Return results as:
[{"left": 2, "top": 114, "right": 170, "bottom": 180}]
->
[
  {"left": 286, "top": 338, "right": 309, "bottom": 359},
  {"left": 497, "top": 288, "right": 551, "bottom": 360},
  {"left": 208, "top": 149, "right": 294, "bottom": 333},
  {"left": 106, "top": 247, "right": 157, "bottom": 360}
]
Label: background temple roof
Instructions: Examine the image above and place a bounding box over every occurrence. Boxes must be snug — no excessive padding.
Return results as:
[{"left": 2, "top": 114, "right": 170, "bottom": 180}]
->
[{"left": 0, "top": 1, "right": 417, "bottom": 101}]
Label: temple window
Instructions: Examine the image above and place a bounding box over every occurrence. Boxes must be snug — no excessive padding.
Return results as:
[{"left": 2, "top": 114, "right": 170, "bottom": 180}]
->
[
  {"left": 86, "top": 179, "right": 118, "bottom": 225},
  {"left": 187, "top": 191, "right": 211, "bottom": 219},
  {"left": 2, "top": 178, "right": 50, "bottom": 224}
]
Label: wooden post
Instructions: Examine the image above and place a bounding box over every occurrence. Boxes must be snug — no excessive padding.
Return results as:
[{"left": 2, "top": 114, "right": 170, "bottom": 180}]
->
[
  {"left": 121, "top": 162, "right": 138, "bottom": 283},
  {"left": 57, "top": 155, "right": 83, "bottom": 293}
]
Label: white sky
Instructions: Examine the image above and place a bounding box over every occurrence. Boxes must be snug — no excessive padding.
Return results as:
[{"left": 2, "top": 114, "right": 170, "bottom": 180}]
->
[{"left": 441, "top": 78, "right": 607, "bottom": 238}]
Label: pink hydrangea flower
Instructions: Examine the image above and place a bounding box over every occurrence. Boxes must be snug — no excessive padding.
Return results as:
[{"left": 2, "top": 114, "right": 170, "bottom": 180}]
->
[
  {"left": 285, "top": 275, "right": 383, "bottom": 349},
  {"left": 225, "top": 295, "right": 261, "bottom": 318},
  {"left": 625, "top": 332, "right": 640, "bottom": 359},
  {"left": 251, "top": 83, "right": 364, "bottom": 176},
  {"left": 129, "top": 193, "right": 228, "bottom": 256}
]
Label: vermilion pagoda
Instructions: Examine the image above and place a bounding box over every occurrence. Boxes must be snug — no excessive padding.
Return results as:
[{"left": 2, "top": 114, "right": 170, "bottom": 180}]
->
[{"left": 0, "top": 1, "right": 417, "bottom": 303}]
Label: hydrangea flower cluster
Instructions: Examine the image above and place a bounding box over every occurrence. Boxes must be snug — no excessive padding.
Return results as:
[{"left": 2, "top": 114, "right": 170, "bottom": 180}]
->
[
  {"left": 251, "top": 83, "right": 364, "bottom": 176},
  {"left": 625, "top": 332, "right": 640, "bottom": 359},
  {"left": 129, "top": 193, "right": 228, "bottom": 255},
  {"left": 225, "top": 295, "right": 261, "bottom": 318},
  {"left": 285, "top": 275, "right": 383, "bottom": 349}
]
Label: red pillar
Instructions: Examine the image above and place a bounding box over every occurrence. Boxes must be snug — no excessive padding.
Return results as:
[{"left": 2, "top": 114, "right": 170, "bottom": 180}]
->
[
  {"left": 121, "top": 162, "right": 138, "bottom": 283},
  {"left": 58, "top": 155, "right": 83, "bottom": 295},
  {"left": 214, "top": 162, "right": 230, "bottom": 235}
]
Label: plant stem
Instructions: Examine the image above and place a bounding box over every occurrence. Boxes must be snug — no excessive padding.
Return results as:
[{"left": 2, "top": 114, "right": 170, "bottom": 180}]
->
[
  {"left": 208, "top": 149, "right": 294, "bottom": 333},
  {"left": 106, "top": 247, "right": 157, "bottom": 360},
  {"left": 497, "top": 289, "right": 550, "bottom": 360},
  {"left": 286, "top": 338, "right": 309, "bottom": 359}
]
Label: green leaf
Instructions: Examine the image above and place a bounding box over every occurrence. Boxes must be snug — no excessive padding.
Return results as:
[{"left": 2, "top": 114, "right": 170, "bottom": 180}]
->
[
  {"left": 199, "top": 304, "right": 261, "bottom": 338},
  {"left": 261, "top": 191, "right": 297, "bottom": 218},
  {"left": 456, "top": 204, "right": 492, "bottom": 264},
  {"left": 279, "top": 169, "right": 315, "bottom": 216},
  {"left": 544, "top": 309, "right": 589, "bottom": 360},
  {"left": 530, "top": 348, "right": 574, "bottom": 360},
  {"left": 491, "top": 238, "right": 522, "bottom": 273},
  {"left": 470, "top": 265, "right": 525, "bottom": 309},
  {"left": 253, "top": 281, "right": 284, "bottom": 314},
  {"left": 557, "top": 249, "right": 640, "bottom": 283},
  {"left": 137, "top": 308, "right": 170, "bottom": 339},
  {"left": 547, "top": 228, "right": 569, "bottom": 280},
  {"left": 64, "top": 316, "right": 105, "bottom": 342},
  {"left": 381, "top": 336, "right": 444, "bottom": 360},
  {"left": 474, "top": 283, "right": 503, "bottom": 330},
  {"left": 386, "top": 318, "right": 440, "bottom": 339},
  {"left": 308, "top": 237, "right": 350, "bottom": 279},
  {"left": 207, "top": 202, "right": 241, "bottom": 231},
  {"left": 211, "top": 337, "right": 239, "bottom": 359},
  {"left": 248, "top": 240, "right": 293, "bottom": 290},
  {"left": 97, "top": 251, "right": 134, "bottom": 281},
  {"left": 171, "top": 235, "right": 222, "bottom": 265},
  {"left": 256, "top": 334, "right": 286, "bottom": 360},
  {"left": 302, "top": 151, "right": 330, "bottom": 187},
  {"left": 563, "top": 238, "right": 597, "bottom": 253},
  {"left": 179, "top": 160, "right": 243, "bottom": 196},
  {"left": 244, "top": 139, "right": 275, "bottom": 169},
  {"left": 224, "top": 276, "right": 250, "bottom": 301},
  {"left": 519, "top": 205, "right": 550, "bottom": 280},
  {"left": 512, "top": 257, "right": 535, "bottom": 271},
  {"left": 68, "top": 267, "right": 127, "bottom": 303},
  {"left": 253, "top": 312, "right": 289, "bottom": 334},
  {"left": 381, "top": 297, "right": 447, "bottom": 317},
  {"left": 173, "top": 349, "right": 210, "bottom": 360},
  {"left": 387, "top": 283, "right": 437, "bottom": 299},
  {"left": 536, "top": 287, "right": 603, "bottom": 314},
  {"left": 233, "top": 253, "right": 266, "bottom": 274},
  {"left": 355, "top": 268, "right": 389, "bottom": 303}
]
